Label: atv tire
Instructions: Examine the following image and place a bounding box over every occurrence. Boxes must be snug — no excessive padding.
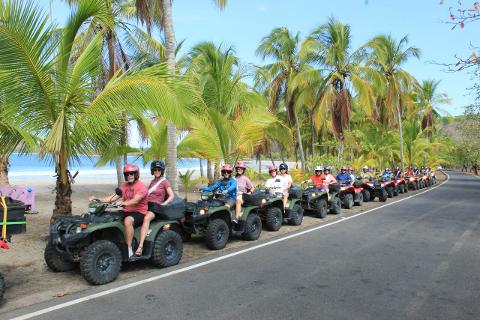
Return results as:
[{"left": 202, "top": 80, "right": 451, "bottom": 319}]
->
[
  {"left": 342, "top": 193, "right": 354, "bottom": 209},
  {"left": 393, "top": 186, "right": 399, "bottom": 196},
  {"left": 288, "top": 203, "right": 303, "bottom": 226},
  {"left": 386, "top": 186, "right": 394, "bottom": 198},
  {"left": 44, "top": 241, "right": 77, "bottom": 272},
  {"left": 330, "top": 196, "right": 342, "bottom": 215},
  {"left": 242, "top": 214, "right": 262, "bottom": 241},
  {"left": 313, "top": 198, "right": 328, "bottom": 218},
  {"left": 379, "top": 189, "right": 388, "bottom": 202},
  {"left": 205, "top": 219, "right": 229, "bottom": 250},
  {"left": 362, "top": 189, "right": 370, "bottom": 203},
  {"left": 152, "top": 230, "right": 183, "bottom": 267},
  {"left": 354, "top": 192, "right": 363, "bottom": 206},
  {"left": 0, "top": 272, "right": 4, "bottom": 302},
  {"left": 80, "top": 240, "right": 122, "bottom": 285},
  {"left": 399, "top": 184, "right": 404, "bottom": 194},
  {"left": 265, "top": 206, "right": 283, "bottom": 231}
]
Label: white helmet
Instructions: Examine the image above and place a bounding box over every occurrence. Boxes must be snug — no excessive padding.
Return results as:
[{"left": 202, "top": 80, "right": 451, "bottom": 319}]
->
[
  {"left": 315, "top": 166, "right": 324, "bottom": 171},
  {"left": 363, "top": 166, "right": 369, "bottom": 170}
]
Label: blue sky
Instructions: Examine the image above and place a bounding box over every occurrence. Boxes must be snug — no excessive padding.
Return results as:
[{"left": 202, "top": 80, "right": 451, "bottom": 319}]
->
[{"left": 39, "top": 0, "right": 478, "bottom": 116}]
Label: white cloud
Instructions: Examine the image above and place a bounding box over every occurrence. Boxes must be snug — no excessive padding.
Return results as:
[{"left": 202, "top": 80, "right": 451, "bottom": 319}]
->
[{"left": 257, "top": 5, "right": 268, "bottom": 13}]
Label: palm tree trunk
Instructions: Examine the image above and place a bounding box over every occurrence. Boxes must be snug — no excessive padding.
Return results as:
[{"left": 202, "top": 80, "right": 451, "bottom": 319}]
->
[
  {"left": 115, "top": 157, "right": 123, "bottom": 187},
  {"left": 293, "top": 109, "right": 305, "bottom": 170},
  {"left": 214, "top": 162, "right": 220, "bottom": 180},
  {"left": 162, "top": 0, "right": 178, "bottom": 192},
  {"left": 0, "top": 155, "right": 10, "bottom": 185},
  {"left": 396, "top": 105, "right": 405, "bottom": 172},
  {"left": 257, "top": 152, "right": 262, "bottom": 174},
  {"left": 199, "top": 158, "right": 204, "bottom": 177},
  {"left": 207, "top": 159, "right": 213, "bottom": 183},
  {"left": 53, "top": 144, "right": 72, "bottom": 216}
]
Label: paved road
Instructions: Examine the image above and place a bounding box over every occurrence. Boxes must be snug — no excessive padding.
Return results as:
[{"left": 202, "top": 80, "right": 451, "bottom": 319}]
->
[{"left": 5, "top": 172, "right": 480, "bottom": 320}]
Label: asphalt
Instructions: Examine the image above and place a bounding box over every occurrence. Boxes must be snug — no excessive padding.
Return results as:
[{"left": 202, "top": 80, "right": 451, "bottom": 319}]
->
[{"left": 5, "top": 171, "right": 480, "bottom": 320}]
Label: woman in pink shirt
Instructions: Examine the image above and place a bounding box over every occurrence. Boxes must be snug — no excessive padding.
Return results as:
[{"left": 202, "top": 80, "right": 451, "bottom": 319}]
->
[{"left": 234, "top": 161, "right": 254, "bottom": 222}]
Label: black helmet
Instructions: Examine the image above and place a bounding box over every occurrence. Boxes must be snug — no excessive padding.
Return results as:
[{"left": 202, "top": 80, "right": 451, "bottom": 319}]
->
[
  {"left": 279, "top": 163, "right": 288, "bottom": 171},
  {"left": 150, "top": 160, "right": 165, "bottom": 175}
]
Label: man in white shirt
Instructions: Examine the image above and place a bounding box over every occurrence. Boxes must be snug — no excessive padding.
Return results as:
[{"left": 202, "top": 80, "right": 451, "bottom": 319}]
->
[{"left": 265, "top": 163, "right": 292, "bottom": 208}]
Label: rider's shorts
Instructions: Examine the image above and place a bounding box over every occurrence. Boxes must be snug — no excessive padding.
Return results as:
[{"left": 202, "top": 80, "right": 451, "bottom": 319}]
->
[{"left": 123, "top": 212, "right": 145, "bottom": 228}]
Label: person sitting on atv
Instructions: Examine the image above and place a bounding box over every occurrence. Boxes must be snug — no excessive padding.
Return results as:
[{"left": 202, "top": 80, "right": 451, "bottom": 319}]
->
[
  {"left": 265, "top": 164, "right": 291, "bottom": 208},
  {"left": 202, "top": 164, "right": 237, "bottom": 209},
  {"left": 89, "top": 164, "right": 148, "bottom": 259},
  {"left": 406, "top": 166, "right": 414, "bottom": 176},
  {"left": 336, "top": 165, "right": 352, "bottom": 184},
  {"left": 134, "top": 160, "right": 175, "bottom": 257},
  {"left": 393, "top": 167, "right": 402, "bottom": 179},
  {"left": 323, "top": 166, "right": 337, "bottom": 186},
  {"left": 381, "top": 168, "right": 393, "bottom": 181},
  {"left": 304, "top": 166, "right": 327, "bottom": 191},
  {"left": 234, "top": 161, "right": 254, "bottom": 221},
  {"left": 348, "top": 166, "right": 356, "bottom": 181},
  {"left": 413, "top": 166, "right": 420, "bottom": 176},
  {"left": 360, "top": 166, "right": 374, "bottom": 181}
]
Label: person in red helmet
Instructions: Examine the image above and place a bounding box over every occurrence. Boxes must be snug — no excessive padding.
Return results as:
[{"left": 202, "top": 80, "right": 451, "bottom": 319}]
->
[
  {"left": 265, "top": 163, "right": 291, "bottom": 208},
  {"left": 234, "top": 161, "right": 254, "bottom": 221},
  {"left": 202, "top": 164, "right": 237, "bottom": 209},
  {"left": 336, "top": 165, "right": 352, "bottom": 183},
  {"left": 89, "top": 164, "right": 148, "bottom": 259}
]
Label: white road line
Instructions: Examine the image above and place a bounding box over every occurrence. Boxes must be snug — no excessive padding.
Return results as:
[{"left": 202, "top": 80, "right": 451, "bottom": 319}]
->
[{"left": 9, "top": 172, "right": 451, "bottom": 320}]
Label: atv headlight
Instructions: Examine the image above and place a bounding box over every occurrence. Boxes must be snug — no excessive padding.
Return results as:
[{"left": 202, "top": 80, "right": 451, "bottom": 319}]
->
[
  {"left": 261, "top": 199, "right": 267, "bottom": 204},
  {"left": 311, "top": 193, "right": 316, "bottom": 197},
  {"left": 76, "top": 227, "right": 82, "bottom": 233},
  {"left": 199, "top": 209, "right": 205, "bottom": 215}
]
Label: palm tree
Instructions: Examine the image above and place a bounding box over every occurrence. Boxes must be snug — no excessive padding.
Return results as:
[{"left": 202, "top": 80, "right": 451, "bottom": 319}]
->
[
  {"left": 302, "top": 18, "right": 380, "bottom": 157},
  {"left": 0, "top": 0, "right": 194, "bottom": 215},
  {"left": 364, "top": 34, "right": 420, "bottom": 172},
  {"left": 134, "top": 0, "right": 228, "bottom": 191},
  {"left": 255, "top": 27, "right": 307, "bottom": 169}
]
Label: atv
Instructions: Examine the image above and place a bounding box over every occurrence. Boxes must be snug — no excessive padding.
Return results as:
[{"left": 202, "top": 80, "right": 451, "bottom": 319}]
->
[
  {"left": 45, "top": 196, "right": 184, "bottom": 285},
  {"left": 254, "top": 186, "right": 303, "bottom": 231},
  {"left": 300, "top": 183, "right": 341, "bottom": 218},
  {"left": 381, "top": 178, "right": 397, "bottom": 198},
  {"left": 420, "top": 174, "right": 432, "bottom": 188},
  {"left": 405, "top": 175, "right": 419, "bottom": 191},
  {"left": 361, "top": 179, "right": 388, "bottom": 202},
  {"left": 183, "top": 191, "right": 262, "bottom": 250},
  {"left": 394, "top": 177, "right": 407, "bottom": 194},
  {"left": 338, "top": 180, "right": 364, "bottom": 209}
]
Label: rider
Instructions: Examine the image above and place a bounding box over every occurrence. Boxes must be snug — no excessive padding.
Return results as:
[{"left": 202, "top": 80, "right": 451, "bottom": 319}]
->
[
  {"left": 234, "top": 161, "right": 254, "bottom": 221},
  {"left": 202, "top": 164, "right": 237, "bottom": 209},
  {"left": 406, "top": 166, "right": 414, "bottom": 176},
  {"left": 336, "top": 165, "right": 352, "bottom": 184},
  {"left": 382, "top": 168, "right": 393, "bottom": 181},
  {"left": 137, "top": 160, "right": 175, "bottom": 257},
  {"left": 265, "top": 163, "right": 291, "bottom": 208},
  {"left": 89, "top": 164, "right": 148, "bottom": 259},
  {"left": 360, "top": 166, "right": 374, "bottom": 181},
  {"left": 278, "top": 163, "right": 293, "bottom": 207},
  {"left": 413, "top": 166, "right": 420, "bottom": 176},
  {"left": 304, "top": 166, "right": 327, "bottom": 191},
  {"left": 348, "top": 166, "right": 356, "bottom": 181},
  {"left": 323, "top": 166, "right": 337, "bottom": 186}
]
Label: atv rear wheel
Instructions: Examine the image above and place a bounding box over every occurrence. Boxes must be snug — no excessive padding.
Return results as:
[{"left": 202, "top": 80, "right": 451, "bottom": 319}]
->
[
  {"left": 44, "top": 241, "right": 77, "bottom": 272},
  {"left": 330, "top": 196, "right": 342, "bottom": 215},
  {"left": 362, "top": 189, "right": 370, "bottom": 202},
  {"left": 242, "top": 214, "right": 262, "bottom": 241},
  {"left": 342, "top": 193, "right": 354, "bottom": 209},
  {"left": 399, "top": 184, "right": 405, "bottom": 194},
  {"left": 80, "top": 240, "right": 122, "bottom": 285},
  {"left": 0, "top": 272, "right": 4, "bottom": 302},
  {"left": 205, "top": 219, "right": 229, "bottom": 250},
  {"left": 152, "top": 230, "right": 183, "bottom": 267},
  {"left": 354, "top": 192, "right": 363, "bottom": 206},
  {"left": 313, "top": 198, "right": 328, "bottom": 218},
  {"left": 265, "top": 206, "right": 283, "bottom": 231},
  {"left": 288, "top": 203, "right": 303, "bottom": 226}
]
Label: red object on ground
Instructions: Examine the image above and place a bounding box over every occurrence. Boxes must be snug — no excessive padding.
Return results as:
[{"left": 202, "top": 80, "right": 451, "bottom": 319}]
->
[{"left": 0, "top": 239, "right": 10, "bottom": 250}]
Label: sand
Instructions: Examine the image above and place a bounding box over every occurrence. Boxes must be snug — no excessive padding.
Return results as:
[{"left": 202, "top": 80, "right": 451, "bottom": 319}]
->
[{"left": 0, "top": 172, "right": 447, "bottom": 314}]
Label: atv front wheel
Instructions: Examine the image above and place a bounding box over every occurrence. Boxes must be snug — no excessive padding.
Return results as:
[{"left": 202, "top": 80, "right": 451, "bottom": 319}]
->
[
  {"left": 44, "top": 241, "right": 77, "bottom": 272},
  {"left": 242, "top": 214, "right": 262, "bottom": 241},
  {"left": 342, "top": 193, "right": 354, "bottom": 209},
  {"left": 152, "top": 230, "right": 183, "bottom": 267},
  {"left": 313, "top": 198, "right": 328, "bottom": 218},
  {"left": 354, "top": 192, "right": 363, "bottom": 206},
  {"left": 393, "top": 186, "right": 399, "bottom": 196},
  {"left": 399, "top": 184, "right": 405, "bottom": 194},
  {"left": 379, "top": 189, "right": 388, "bottom": 202},
  {"left": 265, "top": 206, "right": 283, "bottom": 231},
  {"left": 330, "top": 196, "right": 342, "bottom": 215},
  {"left": 386, "top": 186, "right": 394, "bottom": 198},
  {"left": 205, "top": 219, "right": 229, "bottom": 250},
  {"left": 362, "top": 189, "right": 370, "bottom": 203},
  {"left": 288, "top": 203, "right": 303, "bottom": 226},
  {"left": 80, "top": 240, "right": 122, "bottom": 285}
]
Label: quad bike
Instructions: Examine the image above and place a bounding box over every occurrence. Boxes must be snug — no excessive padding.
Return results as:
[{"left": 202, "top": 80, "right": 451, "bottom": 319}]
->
[
  {"left": 420, "top": 174, "right": 432, "bottom": 188},
  {"left": 405, "top": 176, "right": 419, "bottom": 191},
  {"left": 381, "top": 178, "right": 397, "bottom": 198},
  {"left": 394, "top": 177, "right": 408, "bottom": 194},
  {"left": 183, "top": 191, "right": 262, "bottom": 250},
  {"left": 254, "top": 185, "right": 303, "bottom": 231},
  {"left": 300, "top": 183, "right": 341, "bottom": 218},
  {"left": 337, "top": 180, "right": 363, "bottom": 209},
  {"left": 361, "top": 179, "right": 388, "bottom": 202},
  {"left": 0, "top": 196, "right": 27, "bottom": 301},
  {"left": 45, "top": 192, "right": 184, "bottom": 285}
]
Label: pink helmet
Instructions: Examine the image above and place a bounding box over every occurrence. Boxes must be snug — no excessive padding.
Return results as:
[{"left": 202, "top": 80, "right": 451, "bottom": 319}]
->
[
  {"left": 235, "top": 161, "right": 247, "bottom": 169},
  {"left": 341, "top": 165, "right": 347, "bottom": 171},
  {"left": 348, "top": 166, "right": 353, "bottom": 171},
  {"left": 268, "top": 165, "right": 277, "bottom": 172},
  {"left": 221, "top": 164, "right": 233, "bottom": 172},
  {"left": 123, "top": 164, "right": 140, "bottom": 181}
]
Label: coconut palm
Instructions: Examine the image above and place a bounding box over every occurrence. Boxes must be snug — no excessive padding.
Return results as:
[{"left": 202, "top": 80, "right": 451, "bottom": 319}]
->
[
  {"left": 255, "top": 27, "right": 308, "bottom": 169},
  {"left": 134, "top": 0, "right": 229, "bottom": 191},
  {"left": 364, "top": 34, "right": 420, "bottom": 172},
  {"left": 0, "top": 0, "right": 195, "bottom": 215}
]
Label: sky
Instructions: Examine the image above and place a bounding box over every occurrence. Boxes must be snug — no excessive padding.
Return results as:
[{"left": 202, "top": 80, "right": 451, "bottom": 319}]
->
[{"left": 38, "top": 0, "right": 479, "bottom": 116}]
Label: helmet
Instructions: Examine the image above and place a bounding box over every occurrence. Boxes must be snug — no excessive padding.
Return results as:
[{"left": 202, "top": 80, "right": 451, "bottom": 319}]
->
[
  {"left": 279, "top": 163, "right": 288, "bottom": 171},
  {"left": 268, "top": 165, "right": 277, "bottom": 172},
  {"left": 150, "top": 160, "right": 165, "bottom": 175},
  {"left": 314, "top": 166, "right": 323, "bottom": 172},
  {"left": 324, "top": 166, "right": 331, "bottom": 172},
  {"left": 348, "top": 166, "right": 353, "bottom": 171},
  {"left": 363, "top": 165, "right": 369, "bottom": 170},
  {"left": 235, "top": 161, "right": 247, "bottom": 170},
  {"left": 221, "top": 164, "right": 233, "bottom": 173},
  {"left": 341, "top": 165, "right": 347, "bottom": 171},
  {"left": 123, "top": 164, "right": 140, "bottom": 181},
  {"left": 385, "top": 167, "right": 390, "bottom": 171}
]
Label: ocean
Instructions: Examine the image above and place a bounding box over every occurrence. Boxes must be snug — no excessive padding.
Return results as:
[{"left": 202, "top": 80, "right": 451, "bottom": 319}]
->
[{"left": 8, "top": 153, "right": 201, "bottom": 180}]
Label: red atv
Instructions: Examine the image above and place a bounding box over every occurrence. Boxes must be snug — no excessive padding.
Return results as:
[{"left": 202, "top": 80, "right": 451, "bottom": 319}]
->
[
  {"left": 394, "top": 177, "right": 408, "bottom": 194},
  {"left": 405, "top": 175, "right": 419, "bottom": 191},
  {"left": 361, "top": 179, "right": 388, "bottom": 202},
  {"left": 338, "top": 180, "right": 363, "bottom": 209},
  {"left": 382, "top": 179, "right": 396, "bottom": 198}
]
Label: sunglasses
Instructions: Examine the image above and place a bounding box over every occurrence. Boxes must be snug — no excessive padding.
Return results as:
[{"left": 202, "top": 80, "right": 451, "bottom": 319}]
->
[
  {"left": 126, "top": 172, "right": 135, "bottom": 176},
  {"left": 221, "top": 170, "right": 232, "bottom": 174},
  {"left": 153, "top": 168, "right": 162, "bottom": 172},
  {"left": 280, "top": 168, "right": 286, "bottom": 171}
]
